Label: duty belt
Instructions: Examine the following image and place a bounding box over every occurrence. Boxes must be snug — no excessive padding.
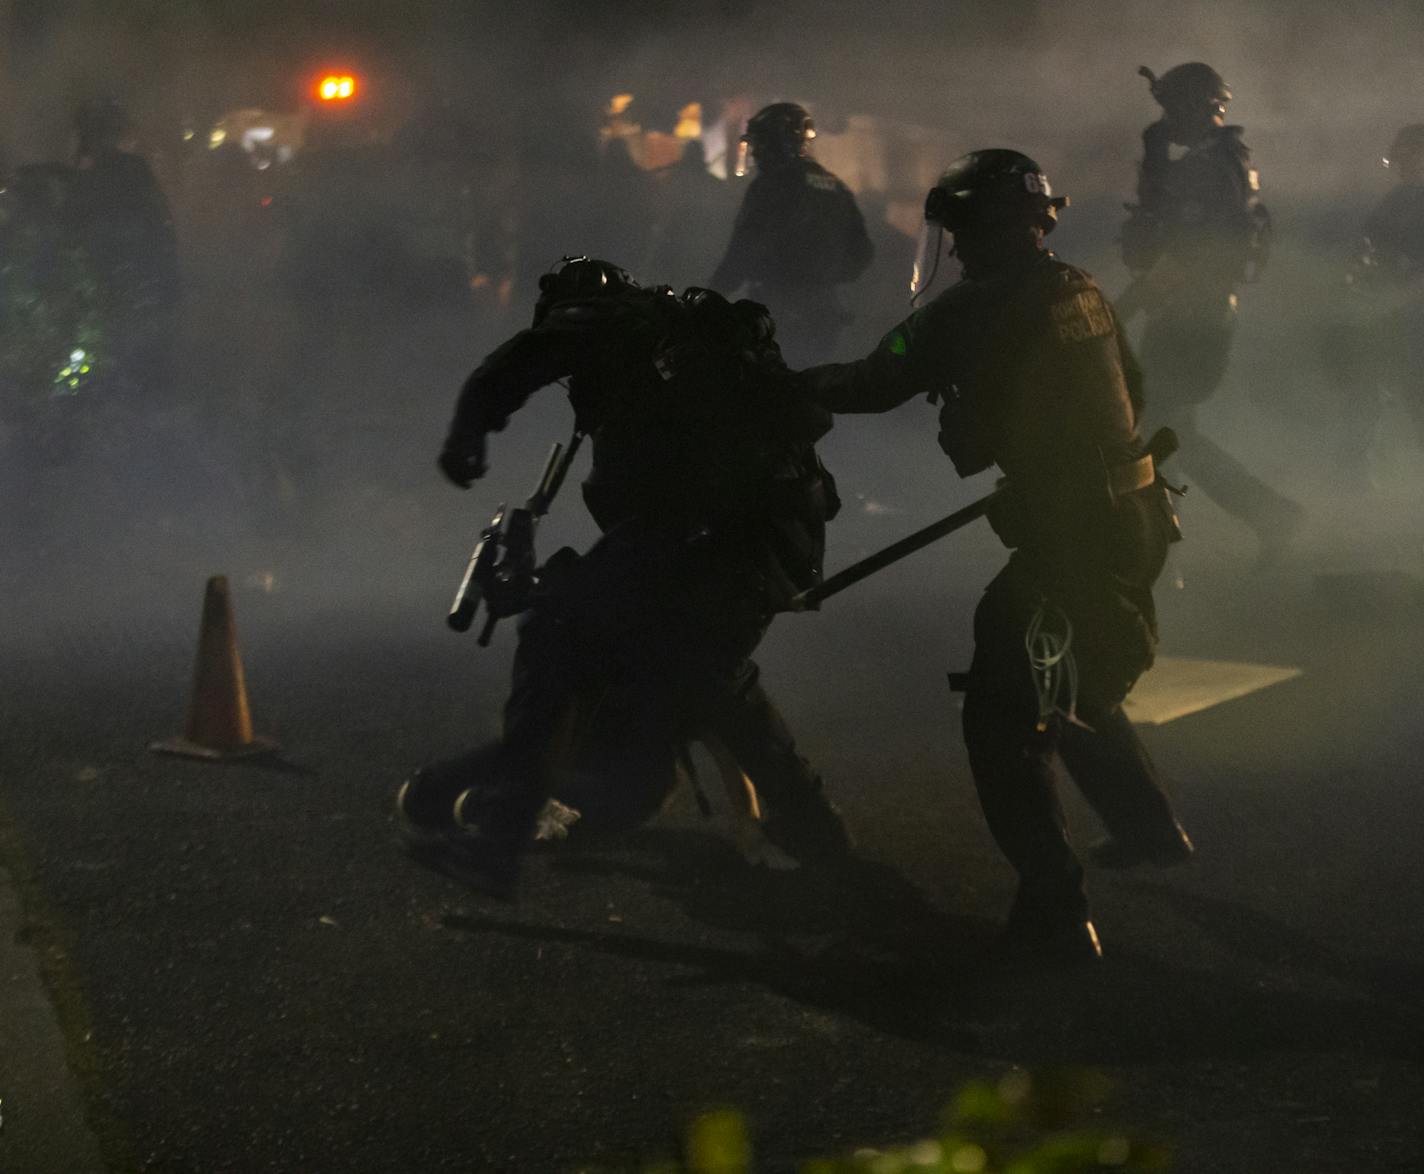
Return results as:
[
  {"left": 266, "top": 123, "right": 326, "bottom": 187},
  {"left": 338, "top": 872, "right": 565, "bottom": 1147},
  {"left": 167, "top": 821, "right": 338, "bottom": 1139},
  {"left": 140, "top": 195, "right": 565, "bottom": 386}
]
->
[
  {"left": 1109, "top": 453, "right": 1156, "bottom": 497},
  {"left": 1108, "top": 427, "right": 1180, "bottom": 498}
]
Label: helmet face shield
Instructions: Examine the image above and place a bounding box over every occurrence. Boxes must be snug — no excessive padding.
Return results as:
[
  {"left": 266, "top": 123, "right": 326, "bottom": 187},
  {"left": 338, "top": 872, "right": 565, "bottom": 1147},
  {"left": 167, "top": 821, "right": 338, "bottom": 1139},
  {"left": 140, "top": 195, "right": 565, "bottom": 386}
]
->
[
  {"left": 739, "top": 102, "right": 814, "bottom": 174},
  {"left": 910, "top": 221, "right": 945, "bottom": 300},
  {"left": 912, "top": 148, "right": 1070, "bottom": 296},
  {"left": 925, "top": 151, "right": 1067, "bottom": 238}
]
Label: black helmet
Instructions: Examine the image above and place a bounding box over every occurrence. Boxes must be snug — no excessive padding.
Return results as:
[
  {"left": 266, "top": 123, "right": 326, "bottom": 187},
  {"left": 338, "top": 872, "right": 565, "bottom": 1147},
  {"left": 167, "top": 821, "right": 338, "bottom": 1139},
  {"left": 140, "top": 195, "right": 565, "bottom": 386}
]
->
[
  {"left": 739, "top": 102, "right": 815, "bottom": 172},
  {"left": 923, "top": 149, "right": 1068, "bottom": 235},
  {"left": 533, "top": 256, "right": 637, "bottom": 325},
  {"left": 1141, "top": 63, "right": 1231, "bottom": 120}
]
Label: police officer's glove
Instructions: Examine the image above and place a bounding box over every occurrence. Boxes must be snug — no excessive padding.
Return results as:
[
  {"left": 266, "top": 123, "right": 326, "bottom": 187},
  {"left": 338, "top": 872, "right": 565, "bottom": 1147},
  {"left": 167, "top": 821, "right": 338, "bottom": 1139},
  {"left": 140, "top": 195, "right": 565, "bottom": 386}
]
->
[{"left": 438, "top": 433, "right": 488, "bottom": 488}]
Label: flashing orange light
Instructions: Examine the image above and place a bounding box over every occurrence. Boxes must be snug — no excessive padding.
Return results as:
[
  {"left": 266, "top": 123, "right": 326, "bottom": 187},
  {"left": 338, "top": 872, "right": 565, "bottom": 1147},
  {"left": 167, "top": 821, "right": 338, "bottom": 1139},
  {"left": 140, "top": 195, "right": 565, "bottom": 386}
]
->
[{"left": 317, "top": 74, "right": 357, "bottom": 102}]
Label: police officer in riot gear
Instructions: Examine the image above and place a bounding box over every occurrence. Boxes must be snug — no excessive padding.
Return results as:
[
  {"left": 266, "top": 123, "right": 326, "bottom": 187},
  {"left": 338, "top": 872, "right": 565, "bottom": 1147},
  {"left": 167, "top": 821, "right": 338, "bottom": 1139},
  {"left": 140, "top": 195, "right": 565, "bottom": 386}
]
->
[
  {"left": 710, "top": 102, "right": 873, "bottom": 366},
  {"left": 400, "top": 257, "right": 850, "bottom": 892},
  {"left": 1120, "top": 64, "right": 1300, "bottom": 565},
  {"left": 1366, "top": 125, "right": 1424, "bottom": 271},
  {"left": 67, "top": 98, "right": 180, "bottom": 400},
  {"left": 70, "top": 98, "right": 179, "bottom": 304},
  {"left": 798, "top": 151, "right": 1193, "bottom": 962},
  {"left": 1327, "top": 124, "right": 1424, "bottom": 477}
]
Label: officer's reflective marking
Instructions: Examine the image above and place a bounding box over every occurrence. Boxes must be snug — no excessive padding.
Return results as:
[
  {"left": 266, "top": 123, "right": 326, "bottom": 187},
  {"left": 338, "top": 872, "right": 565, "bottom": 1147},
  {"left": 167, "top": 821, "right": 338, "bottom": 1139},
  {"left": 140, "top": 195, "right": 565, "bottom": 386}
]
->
[
  {"left": 1123, "top": 657, "right": 1302, "bottom": 726},
  {"left": 805, "top": 172, "right": 839, "bottom": 192},
  {"left": 888, "top": 331, "right": 908, "bottom": 357},
  {"left": 1051, "top": 289, "right": 1113, "bottom": 343},
  {"left": 1248, "top": 168, "right": 1260, "bottom": 191}
]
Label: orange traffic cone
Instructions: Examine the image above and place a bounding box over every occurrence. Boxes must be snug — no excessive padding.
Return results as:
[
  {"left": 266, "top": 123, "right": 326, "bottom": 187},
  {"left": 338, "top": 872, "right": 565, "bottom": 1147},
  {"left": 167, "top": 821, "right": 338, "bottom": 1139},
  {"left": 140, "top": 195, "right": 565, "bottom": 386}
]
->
[{"left": 150, "top": 575, "right": 278, "bottom": 760}]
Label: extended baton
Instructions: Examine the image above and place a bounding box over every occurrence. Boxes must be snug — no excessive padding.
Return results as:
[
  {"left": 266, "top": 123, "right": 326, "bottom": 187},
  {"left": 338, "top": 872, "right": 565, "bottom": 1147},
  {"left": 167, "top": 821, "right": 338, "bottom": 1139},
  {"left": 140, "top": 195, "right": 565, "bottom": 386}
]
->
[{"left": 788, "top": 485, "right": 1004, "bottom": 612}]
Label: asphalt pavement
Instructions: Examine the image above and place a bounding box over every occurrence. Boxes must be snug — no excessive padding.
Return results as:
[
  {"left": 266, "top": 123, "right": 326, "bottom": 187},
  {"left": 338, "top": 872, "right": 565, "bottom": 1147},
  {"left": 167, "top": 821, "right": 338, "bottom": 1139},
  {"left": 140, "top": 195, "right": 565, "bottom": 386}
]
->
[
  {"left": 0, "top": 852, "right": 107, "bottom": 1173},
  {"left": 2, "top": 465, "right": 1423, "bottom": 1173}
]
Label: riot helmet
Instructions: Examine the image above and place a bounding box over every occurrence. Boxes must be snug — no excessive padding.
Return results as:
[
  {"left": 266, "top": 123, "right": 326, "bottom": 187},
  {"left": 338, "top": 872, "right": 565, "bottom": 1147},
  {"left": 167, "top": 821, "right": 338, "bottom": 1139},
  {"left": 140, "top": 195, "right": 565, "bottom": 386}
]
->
[
  {"left": 735, "top": 102, "right": 814, "bottom": 176},
  {"left": 1384, "top": 124, "right": 1424, "bottom": 185},
  {"left": 912, "top": 150, "right": 1068, "bottom": 297},
  {"left": 1140, "top": 63, "right": 1231, "bottom": 143},
  {"left": 533, "top": 256, "right": 638, "bottom": 325}
]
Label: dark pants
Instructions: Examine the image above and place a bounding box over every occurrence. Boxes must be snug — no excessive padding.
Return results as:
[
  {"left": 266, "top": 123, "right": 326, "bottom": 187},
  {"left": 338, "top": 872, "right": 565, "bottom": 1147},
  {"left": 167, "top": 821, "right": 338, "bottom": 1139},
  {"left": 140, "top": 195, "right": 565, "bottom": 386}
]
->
[
  {"left": 1140, "top": 303, "right": 1296, "bottom": 533},
  {"left": 443, "top": 519, "right": 828, "bottom": 842},
  {"left": 961, "top": 495, "right": 1181, "bottom": 923}
]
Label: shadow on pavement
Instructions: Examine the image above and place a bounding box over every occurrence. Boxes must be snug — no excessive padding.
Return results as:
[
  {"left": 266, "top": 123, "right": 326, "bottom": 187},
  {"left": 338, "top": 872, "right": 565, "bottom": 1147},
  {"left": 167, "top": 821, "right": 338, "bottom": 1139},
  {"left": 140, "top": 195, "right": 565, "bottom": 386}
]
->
[
  {"left": 1130, "top": 877, "right": 1424, "bottom": 1011},
  {"left": 442, "top": 826, "right": 1008, "bottom": 1050},
  {"left": 438, "top": 828, "right": 1424, "bottom": 1070}
]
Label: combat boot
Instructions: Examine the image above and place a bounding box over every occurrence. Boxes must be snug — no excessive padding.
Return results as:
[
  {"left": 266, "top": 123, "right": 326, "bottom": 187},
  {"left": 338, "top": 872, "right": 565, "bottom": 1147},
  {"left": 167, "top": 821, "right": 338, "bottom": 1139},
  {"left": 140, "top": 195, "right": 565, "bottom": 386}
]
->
[
  {"left": 1002, "top": 888, "right": 1103, "bottom": 965},
  {"left": 394, "top": 766, "right": 463, "bottom": 840},
  {"left": 395, "top": 745, "right": 504, "bottom": 841}
]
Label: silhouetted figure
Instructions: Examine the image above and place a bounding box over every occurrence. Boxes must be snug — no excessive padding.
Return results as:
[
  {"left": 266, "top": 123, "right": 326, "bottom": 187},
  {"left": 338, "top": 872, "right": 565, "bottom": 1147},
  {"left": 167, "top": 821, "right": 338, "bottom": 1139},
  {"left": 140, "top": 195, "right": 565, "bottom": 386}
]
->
[
  {"left": 799, "top": 151, "right": 1192, "bottom": 963},
  {"left": 399, "top": 258, "right": 850, "bottom": 894},
  {"left": 646, "top": 140, "right": 734, "bottom": 292},
  {"left": 70, "top": 99, "right": 178, "bottom": 297},
  {"left": 586, "top": 137, "right": 654, "bottom": 272},
  {"left": 1325, "top": 124, "right": 1424, "bottom": 481},
  {"left": 511, "top": 130, "right": 599, "bottom": 312},
  {"left": 1120, "top": 63, "right": 1299, "bottom": 565},
  {"left": 711, "top": 103, "right": 873, "bottom": 365},
  {"left": 68, "top": 98, "right": 179, "bottom": 400}
]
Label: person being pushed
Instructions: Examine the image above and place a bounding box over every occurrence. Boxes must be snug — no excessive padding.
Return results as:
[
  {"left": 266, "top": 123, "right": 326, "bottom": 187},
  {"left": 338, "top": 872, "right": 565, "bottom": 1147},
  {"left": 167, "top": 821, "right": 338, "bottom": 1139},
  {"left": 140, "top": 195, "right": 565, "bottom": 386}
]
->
[{"left": 400, "top": 257, "right": 850, "bottom": 894}]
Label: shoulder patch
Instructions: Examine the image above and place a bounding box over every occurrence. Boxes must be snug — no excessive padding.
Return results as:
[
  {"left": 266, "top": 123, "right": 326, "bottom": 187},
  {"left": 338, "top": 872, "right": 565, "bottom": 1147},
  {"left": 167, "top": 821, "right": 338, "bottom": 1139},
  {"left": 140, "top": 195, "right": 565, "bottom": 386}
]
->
[
  {"left": 881, "top": 302, "right": 932, "bottom": 358},
  {"left": 804, "top": 171, "right": 841, "bottom": 192},
  {"left": 1050, "top": 286, "right": 1114, "bottom": 345}
]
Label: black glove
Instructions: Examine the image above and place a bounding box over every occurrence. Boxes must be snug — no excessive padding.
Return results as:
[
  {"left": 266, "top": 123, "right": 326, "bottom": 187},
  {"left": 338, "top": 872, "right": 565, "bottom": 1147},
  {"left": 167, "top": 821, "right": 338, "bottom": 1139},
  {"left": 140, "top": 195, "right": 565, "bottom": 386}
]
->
[{"left": 438, "top": 433, "right": 487, "bottom": 488}]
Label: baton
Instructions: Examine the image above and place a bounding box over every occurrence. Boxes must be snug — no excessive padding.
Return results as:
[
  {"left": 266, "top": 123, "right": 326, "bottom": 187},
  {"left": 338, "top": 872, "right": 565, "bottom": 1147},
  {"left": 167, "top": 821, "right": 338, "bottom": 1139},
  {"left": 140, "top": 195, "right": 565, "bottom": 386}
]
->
[{"left": 789, "top": 485, "right": 1004, "bottom": 612}]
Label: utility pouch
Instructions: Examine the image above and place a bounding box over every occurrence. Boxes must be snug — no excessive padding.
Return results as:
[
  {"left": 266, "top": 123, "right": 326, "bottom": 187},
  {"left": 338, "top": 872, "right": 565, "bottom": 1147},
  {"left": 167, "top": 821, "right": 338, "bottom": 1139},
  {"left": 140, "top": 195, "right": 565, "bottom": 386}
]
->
[
  {"left": 937, "top": 389, "right": 994, "bottom": 478},
  {"left": 1142, "top": 426, "right": 1185, "bottom": 543},
  {"left": 1157, "top": 480, "right": 1185, "bottom": 543}
]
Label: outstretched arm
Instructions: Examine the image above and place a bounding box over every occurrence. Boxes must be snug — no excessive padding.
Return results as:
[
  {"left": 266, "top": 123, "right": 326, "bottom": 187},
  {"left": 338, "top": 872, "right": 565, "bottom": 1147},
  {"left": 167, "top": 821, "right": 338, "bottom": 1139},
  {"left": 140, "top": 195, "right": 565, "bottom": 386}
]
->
[
  {"left": 441, "top": 319, "right": 586, "bottom": 486},
  {"left": 796, "top": 311, "right": 931, "bottom": 414}
]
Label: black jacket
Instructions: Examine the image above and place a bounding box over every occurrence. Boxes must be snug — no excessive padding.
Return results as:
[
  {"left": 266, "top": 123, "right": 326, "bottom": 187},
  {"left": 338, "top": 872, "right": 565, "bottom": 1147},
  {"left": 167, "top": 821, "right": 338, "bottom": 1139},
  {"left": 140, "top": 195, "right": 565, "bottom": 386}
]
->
[
  {"left": 711, "top": 158, "right": 873, "bottom": 295},
  {"left": 800, "top": 250, "right": 1146, "bottom": 575},
  {"left": 1124, "top": 125, "right": 1269, "bottom": 298},
  {"left": 448, "top": 287, "right": 838, "bottom": 599}
]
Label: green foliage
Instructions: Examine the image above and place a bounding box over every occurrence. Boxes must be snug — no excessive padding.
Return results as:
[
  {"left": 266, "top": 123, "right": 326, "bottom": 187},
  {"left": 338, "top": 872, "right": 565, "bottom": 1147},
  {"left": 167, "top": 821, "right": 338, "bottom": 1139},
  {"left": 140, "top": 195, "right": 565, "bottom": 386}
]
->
[
  {"left": 590, "top": 1071, "right": 1170, "bottom": 1174},
  {"left": 0, "top": 221, "right": 108, "bottom": 417},
  {"left": 687, "top": 1110, "right": 754, "bottom": 1174},
  {"left": 794, "top": 1070, "right": 1168, "bottom": 1174}
]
